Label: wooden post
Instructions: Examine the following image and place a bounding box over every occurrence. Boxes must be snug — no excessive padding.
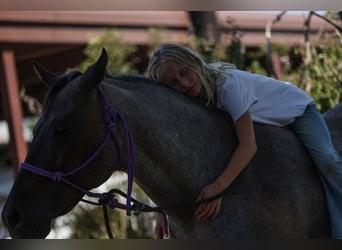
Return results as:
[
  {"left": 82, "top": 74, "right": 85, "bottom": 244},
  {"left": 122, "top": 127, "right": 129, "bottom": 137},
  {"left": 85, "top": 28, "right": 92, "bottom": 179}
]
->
[{"left": 0, "top": 47, "right": 27, "bottom": 175}]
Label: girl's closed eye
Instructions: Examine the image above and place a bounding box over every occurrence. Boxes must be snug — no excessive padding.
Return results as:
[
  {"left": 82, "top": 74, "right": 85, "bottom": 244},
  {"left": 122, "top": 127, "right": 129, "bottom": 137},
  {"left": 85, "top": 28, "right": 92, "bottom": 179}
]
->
[{"left": 180, "top": 67, "right": 187, "bottom": 76}]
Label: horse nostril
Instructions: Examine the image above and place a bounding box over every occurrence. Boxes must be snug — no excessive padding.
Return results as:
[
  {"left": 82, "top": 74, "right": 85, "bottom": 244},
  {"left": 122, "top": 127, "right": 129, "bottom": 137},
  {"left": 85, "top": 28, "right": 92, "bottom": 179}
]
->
[{"left": 7, "top": 207, "right": 22, "bottom": 229}]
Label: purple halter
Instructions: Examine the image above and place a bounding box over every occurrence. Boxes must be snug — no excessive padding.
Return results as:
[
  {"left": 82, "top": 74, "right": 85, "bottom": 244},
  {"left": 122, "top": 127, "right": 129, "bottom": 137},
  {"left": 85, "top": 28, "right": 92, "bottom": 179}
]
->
[{"left": 20, "top": 85, "right": 136, "bottom": 215}]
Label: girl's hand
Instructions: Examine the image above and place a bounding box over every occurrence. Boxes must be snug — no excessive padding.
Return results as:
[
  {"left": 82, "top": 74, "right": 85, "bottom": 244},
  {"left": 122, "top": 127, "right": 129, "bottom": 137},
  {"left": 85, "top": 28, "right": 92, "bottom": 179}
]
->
[
  {"left": 195, "top": 183, "right": 223, "bottom": 220},
  {"left": 154, "top": 212, "right": 169, "bottom": 239}
]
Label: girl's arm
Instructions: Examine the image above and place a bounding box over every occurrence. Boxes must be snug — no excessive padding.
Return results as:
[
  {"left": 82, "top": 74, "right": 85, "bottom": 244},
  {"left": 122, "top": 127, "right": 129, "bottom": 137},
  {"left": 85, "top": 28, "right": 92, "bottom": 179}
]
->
[{"left": 195, "top": 111, "right": 257, "bottom": 220}]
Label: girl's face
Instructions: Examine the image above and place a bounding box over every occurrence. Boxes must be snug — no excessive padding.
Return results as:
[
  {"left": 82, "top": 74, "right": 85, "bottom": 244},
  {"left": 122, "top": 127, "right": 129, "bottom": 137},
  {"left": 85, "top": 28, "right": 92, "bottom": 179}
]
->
[{"left": 158, "top": 61, "right": 204, "bottom": 97}]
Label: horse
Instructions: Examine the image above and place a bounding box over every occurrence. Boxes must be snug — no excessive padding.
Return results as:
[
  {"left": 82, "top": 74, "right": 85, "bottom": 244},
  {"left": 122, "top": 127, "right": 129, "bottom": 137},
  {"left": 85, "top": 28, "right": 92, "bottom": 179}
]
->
[{"left": 2, "top": 48, "right": 338, "bottom": 239}]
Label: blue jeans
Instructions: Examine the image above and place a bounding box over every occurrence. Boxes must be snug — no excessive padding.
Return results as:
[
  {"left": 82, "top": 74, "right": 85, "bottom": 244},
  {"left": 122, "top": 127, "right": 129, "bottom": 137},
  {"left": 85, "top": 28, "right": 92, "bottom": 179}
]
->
[{"left": 289, "top": 103, "right": 342, "bottom": 238}]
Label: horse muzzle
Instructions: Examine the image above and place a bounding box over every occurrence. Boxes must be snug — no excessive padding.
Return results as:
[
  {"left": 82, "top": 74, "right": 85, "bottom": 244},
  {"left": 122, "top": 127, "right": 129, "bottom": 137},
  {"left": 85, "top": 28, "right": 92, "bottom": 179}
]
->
[{"left": 2, "top": 202, "right": 51, "bottom": 239}]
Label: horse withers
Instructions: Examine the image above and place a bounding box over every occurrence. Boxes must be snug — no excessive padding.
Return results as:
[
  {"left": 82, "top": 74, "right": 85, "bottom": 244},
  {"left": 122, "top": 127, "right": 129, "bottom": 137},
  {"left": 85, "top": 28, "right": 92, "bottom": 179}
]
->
[{"left": 2, "top": 49, "right": 338, "bottom": 238}]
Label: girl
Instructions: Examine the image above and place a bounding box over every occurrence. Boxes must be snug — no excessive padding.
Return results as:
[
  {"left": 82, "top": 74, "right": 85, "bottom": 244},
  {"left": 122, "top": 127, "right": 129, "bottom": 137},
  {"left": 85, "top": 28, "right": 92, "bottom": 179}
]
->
[{"left": 146, "top": 43, "right": 342, "bottom": 239}]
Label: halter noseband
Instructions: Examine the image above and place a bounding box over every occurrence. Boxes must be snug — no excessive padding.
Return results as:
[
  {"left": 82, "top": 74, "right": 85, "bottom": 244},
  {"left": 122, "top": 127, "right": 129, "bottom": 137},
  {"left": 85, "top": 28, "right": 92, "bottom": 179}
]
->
[{"left": 20, "top": 85, "right": 136, "bottom": 215}]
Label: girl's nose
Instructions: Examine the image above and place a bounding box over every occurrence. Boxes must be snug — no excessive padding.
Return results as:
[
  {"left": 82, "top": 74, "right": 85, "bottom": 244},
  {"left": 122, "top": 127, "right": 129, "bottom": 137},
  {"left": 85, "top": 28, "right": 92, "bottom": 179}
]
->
[{"left": 181, "top": 78, "right": 191, "bottom": 87}]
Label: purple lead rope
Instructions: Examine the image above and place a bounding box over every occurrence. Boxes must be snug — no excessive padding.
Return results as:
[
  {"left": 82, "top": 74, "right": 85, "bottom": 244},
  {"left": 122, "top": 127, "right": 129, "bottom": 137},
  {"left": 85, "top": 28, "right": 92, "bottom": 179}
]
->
[
  {"left": 98, "top": 85, "right": 136, "bottom": 215},
  {"left": 20, "top": 84, "right": 136, "bottom": 215}
]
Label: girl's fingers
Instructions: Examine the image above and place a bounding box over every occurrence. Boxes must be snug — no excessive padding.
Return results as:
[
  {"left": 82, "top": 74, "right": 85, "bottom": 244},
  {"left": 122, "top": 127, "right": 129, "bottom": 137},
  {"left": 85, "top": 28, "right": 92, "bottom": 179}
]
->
[
  {"left": 195, "top": 198, "right": 222, "bottom": 220},
  {"left": 195, "top": 202, "right": 216, "bottom": 220}
]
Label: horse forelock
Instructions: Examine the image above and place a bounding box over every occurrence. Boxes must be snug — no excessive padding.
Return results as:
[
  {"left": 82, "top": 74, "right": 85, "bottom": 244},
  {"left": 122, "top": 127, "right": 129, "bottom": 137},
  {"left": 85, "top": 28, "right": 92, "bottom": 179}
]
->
[{"left": 44, "top": 70, "right": 82, "bottom": 106}]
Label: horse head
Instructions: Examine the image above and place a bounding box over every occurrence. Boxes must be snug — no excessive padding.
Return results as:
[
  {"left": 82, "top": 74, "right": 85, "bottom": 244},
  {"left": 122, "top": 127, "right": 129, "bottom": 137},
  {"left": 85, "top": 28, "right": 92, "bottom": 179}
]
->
[{"left": 2, "top": 49, "right": 120, "bottom": 238}]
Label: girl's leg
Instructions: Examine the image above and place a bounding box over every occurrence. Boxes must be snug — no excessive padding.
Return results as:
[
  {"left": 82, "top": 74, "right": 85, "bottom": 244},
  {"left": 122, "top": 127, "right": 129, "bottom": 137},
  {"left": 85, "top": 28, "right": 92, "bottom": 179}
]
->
[{"left": 289, "top": 103, "right": 342, "bottom": 238}]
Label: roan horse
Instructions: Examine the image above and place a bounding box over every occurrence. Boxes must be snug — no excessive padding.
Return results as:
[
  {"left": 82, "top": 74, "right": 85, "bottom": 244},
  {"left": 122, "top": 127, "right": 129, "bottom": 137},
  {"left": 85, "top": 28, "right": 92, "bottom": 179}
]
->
[{"left": 2, "top": 49, "right": 341, "bottom": 238}]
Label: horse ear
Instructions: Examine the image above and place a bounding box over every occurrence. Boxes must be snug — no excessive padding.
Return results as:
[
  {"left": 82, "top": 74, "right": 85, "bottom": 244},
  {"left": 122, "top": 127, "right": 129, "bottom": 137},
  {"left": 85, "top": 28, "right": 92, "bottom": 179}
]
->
[
  {"left": 81, "top": 48, "right": 108, "bottom": 90},
  {"left": 32, "top": 61, "right": 58, "bottom": 85}
]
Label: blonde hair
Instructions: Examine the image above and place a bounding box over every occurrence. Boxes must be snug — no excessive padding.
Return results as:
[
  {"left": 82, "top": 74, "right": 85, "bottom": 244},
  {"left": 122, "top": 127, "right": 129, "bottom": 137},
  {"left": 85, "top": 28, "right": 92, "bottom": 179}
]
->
[{"left": 146, "top": 44, "right": 235, "bottom": 106}]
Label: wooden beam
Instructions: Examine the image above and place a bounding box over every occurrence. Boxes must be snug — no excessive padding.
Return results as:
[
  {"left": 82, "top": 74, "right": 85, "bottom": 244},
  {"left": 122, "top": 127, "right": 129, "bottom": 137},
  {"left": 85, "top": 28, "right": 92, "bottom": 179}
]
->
[
  {"left": 0, "top": 27, "right": 189, "bottom": 45},
  {"left": 0, "top": 47, "right": 27, "bottom": 175},
  {"left": 0, "top": 11, "right": 190, "bottom": 27},
  {"left": 15, "top": 45, "right": 83, "bottom": 63}
]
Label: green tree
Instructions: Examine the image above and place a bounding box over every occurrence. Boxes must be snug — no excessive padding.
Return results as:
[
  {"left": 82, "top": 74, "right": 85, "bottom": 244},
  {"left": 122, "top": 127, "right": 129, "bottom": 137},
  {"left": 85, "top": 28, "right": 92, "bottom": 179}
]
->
[
  {"left": 78, "top": 29, "right": 138, "bottom": 75},
  {"left": 286, "top": 12, "right": 342, "bottom": 112}
]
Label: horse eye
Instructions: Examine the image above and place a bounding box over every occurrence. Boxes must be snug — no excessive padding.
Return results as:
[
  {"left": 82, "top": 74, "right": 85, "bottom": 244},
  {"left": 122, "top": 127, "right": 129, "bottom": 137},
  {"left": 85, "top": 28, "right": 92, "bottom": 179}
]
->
[{"left": 53, "top": 125, "right": 68, "bottom": 135}]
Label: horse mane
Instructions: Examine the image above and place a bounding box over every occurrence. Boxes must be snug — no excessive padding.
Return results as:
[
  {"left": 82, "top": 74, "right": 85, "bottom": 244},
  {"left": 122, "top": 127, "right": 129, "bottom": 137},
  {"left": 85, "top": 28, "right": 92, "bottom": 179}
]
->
[
  {"left": 106, "top": 73, "right": 156, "bottom": 84},
  {"left": 103, "top": 73, "right": 170, "bottom": 91},
  {"left": 103, "top": 73, "right": 211, "bottom": 109}
]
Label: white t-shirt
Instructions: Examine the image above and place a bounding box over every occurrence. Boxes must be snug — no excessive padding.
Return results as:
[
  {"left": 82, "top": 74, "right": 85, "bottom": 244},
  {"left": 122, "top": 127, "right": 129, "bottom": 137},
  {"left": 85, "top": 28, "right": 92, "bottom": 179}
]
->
[{"left": 216, "top": 69, "right": 314, "bottom": 126}]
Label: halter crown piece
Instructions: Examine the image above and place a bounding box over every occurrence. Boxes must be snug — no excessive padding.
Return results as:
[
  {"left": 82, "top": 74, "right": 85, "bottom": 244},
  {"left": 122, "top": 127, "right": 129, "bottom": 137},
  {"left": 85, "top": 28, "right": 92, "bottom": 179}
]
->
[{"left": 20, "top": 85, "right": 136, "bottom": 216}]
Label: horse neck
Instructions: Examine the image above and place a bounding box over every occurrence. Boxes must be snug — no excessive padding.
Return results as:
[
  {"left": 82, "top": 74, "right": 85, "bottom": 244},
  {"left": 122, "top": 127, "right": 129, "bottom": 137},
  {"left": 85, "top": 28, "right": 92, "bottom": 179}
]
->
[{"left": 101, "top": 81, "right": 214, "bottom": 206}]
